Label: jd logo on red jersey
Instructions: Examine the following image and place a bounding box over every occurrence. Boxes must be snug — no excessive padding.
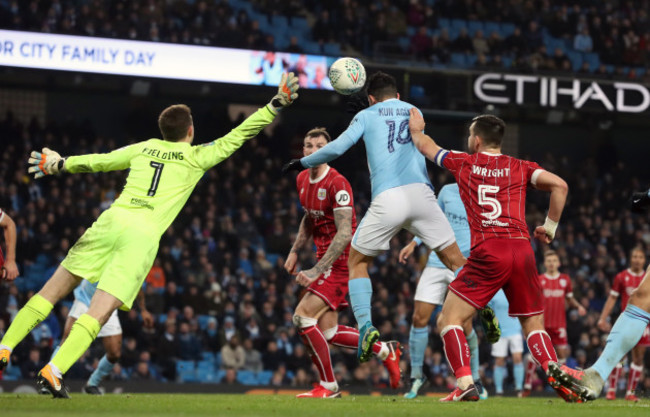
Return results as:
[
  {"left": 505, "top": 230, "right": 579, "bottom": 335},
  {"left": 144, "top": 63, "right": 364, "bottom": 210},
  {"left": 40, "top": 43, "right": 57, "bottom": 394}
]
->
[{"left": 335, "top": 190, "right": 351, "bottom": 206}]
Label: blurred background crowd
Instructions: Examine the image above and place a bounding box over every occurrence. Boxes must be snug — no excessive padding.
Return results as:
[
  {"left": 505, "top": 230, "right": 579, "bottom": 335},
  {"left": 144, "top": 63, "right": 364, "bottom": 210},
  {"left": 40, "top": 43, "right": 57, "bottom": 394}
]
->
[
  {"left": 0, "top": 104, "right": 648, "bottom": 393},
  {"left": 2, "top": 0, "right": 650, "bottom": 80}
]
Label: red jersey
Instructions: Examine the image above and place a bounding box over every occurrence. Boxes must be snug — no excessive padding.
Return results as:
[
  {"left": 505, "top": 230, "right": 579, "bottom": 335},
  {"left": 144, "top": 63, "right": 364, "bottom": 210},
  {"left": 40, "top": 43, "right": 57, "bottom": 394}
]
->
[
  {"left": 296, "top": 167, "right": 357, "bottom": 271},
  {"left": 435, "top": 150, "right": 544, "bottom": 248},
  {"left": 0, "top": 208, "right": 4, "bottom": 268},
  {"left": 612, "top": 268, "right": 645, "bottom": 310},
  {"left": 539, "top": 273, "right": 573, "bottom": 328}
]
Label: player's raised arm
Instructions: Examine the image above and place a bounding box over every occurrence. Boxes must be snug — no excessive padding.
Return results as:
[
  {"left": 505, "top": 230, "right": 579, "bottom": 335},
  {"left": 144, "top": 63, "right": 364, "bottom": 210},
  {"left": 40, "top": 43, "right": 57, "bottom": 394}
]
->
[
  {"left": 195, "top": 72, "right": 299, "bottom": 170},
  {"left": 296, "top": 207, "right": 353, "bottom": 287},
  {"left": 27, "top": 143, "right": 143, "bottom": 177},
  {"left": 531, "top": 170, "right": 569, "bottom": 243},
  {"left": 285, "top": 213, "right": 313, "bottom": 275},
  {"left": 282, "top": 114, "right": 364, "bottom": 173},
  {"left": 408, "top": 108, "right": 444, "bottom": 162},
  {"left": 0, "top": 210, "right": 18, "bottom": 281}
]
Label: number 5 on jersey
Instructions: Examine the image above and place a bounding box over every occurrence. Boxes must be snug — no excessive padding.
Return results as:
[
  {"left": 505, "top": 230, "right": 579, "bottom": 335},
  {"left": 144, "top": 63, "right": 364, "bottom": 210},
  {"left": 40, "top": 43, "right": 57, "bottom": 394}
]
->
[
  {"left": 478, "top": 184, "right": 501, "bottom": 219},
  {"left": 148, "top": 161, "right": 164, "bottom": 196}
]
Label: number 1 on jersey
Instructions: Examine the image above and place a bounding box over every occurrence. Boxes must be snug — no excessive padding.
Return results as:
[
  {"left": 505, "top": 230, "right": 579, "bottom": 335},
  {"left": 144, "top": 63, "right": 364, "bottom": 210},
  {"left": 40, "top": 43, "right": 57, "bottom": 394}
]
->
[{"left": 148, "top": 161, "right": 164, "bottom": 196}]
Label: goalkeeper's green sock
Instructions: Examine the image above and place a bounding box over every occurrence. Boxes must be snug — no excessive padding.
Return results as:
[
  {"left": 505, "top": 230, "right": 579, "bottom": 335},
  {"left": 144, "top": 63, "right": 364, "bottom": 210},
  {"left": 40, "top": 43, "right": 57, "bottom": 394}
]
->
[
  {"left": 51, "top": 314, "right": 101, "bottom": 374},
  {"left": 0, "top": 294, "right": 53, "bottom": 350}
]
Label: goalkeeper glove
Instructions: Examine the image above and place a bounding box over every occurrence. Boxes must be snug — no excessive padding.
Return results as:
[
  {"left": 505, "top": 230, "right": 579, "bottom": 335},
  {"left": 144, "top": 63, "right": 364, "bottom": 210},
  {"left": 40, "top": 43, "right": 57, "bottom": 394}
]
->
[
  {"left": 282, "top": 159, "right": 304, "bottom": 174},
  {"left": 27, "top": 148, "right": 65, "bottom": 179},
  {"left": 346, "top": 92, "right": 369, "bottom": 114},
  {"left": 630, "top": 189, "right": 650, "bottom": 213},
  {"left": 268, "top": 72, "right": 299, "bottom": 113}
]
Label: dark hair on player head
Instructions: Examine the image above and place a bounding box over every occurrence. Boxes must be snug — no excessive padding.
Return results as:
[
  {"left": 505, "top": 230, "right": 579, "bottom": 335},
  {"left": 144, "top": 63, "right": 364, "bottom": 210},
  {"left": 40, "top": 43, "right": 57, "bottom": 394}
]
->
[
  {"left": 470, "top": 114, "right": 506, "bottom": 147},
  {"left": 158, "top": 104, "right": 193, "bottom": 141},
  {"left": 305, "top": 127, "right": 332, "bottom": 142},
  {"left": 631, "top": 246, "right": 646, "bottom": 257},
  {"left": 367, "top": 71, "right": 398, "bottom": 100}
]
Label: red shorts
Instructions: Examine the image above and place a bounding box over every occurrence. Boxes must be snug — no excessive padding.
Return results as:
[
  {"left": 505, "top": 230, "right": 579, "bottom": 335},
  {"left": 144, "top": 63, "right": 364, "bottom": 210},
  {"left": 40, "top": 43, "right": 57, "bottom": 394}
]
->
[
  {"left": 306, "top": 264, "right": 349, "bottom": 311},
  {"left": 546, "top": 327, "right": 568, "bottom": 347},
  {"left": 449, "top": 239, "right": 544, "bottom": 316},
  {"left": 637, "top": 325, "right": 650, "bottom": 347}
]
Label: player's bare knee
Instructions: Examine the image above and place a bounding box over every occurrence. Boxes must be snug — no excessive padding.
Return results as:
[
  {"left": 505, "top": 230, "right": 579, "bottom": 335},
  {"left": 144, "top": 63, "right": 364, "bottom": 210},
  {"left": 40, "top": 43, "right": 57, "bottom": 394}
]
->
[
  {"left": 412, "top": 310, "right": 430, "bottom": 328},
  {"left": 292, "top": 314, "right": 317, "bottom": 329}
]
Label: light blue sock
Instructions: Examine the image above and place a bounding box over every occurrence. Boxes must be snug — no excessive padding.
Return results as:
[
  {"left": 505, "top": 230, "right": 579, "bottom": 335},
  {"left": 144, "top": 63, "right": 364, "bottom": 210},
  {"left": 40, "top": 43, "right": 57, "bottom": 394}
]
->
[
  {"left": 593, "top": 305, "right": 650, "bottom": 380},
  {"left": 348, "top": 278, "right": 373, "bottom": 328},
  {"left": 494, "top": 365, "right": 506, "bottom": 394},
  {"left": 409, "top": 326, "right": 428, "bottom": 379},
  {"left": 87, "top": 354, "right": 115, "bottom": 387},
  {"left": 50, "top": 345, "right": 60, "bottom": 361},
  {"left": 467, "top": 329, "right": 480, "bottom": 380},
  {"left": 514, "top": 362, "right": 524, "bottom": 390}
]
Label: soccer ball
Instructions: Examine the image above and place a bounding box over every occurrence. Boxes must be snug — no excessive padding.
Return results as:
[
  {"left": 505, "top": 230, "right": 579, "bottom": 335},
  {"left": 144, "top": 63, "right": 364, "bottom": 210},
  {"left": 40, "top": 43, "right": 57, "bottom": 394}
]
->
[{"left": 328, "top": 57, "right": 366, "bottom": 95}]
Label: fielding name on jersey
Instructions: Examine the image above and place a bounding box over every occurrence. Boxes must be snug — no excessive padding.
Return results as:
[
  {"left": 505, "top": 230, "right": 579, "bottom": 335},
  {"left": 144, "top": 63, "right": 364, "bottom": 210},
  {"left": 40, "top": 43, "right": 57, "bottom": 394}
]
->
[
  {"left": 472, "top": 165, "right": 511, "bottom": 177},
  {"left": 142, "top": 147, "right": 184, "bottom": 160},
  {"left": 378, "top": 108, "right": 410, "bottom": 117}
]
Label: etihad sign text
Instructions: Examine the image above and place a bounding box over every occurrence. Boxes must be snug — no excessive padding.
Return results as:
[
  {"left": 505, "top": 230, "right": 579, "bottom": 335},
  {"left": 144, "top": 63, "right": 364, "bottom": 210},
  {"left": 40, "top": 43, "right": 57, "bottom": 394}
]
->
[{"left": 474, "top": 73, "right": 650, "bottom": 113}]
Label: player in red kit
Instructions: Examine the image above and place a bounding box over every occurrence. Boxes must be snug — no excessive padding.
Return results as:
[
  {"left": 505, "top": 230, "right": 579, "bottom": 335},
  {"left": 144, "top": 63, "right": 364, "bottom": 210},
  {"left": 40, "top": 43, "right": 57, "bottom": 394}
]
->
[
  {"left": 523, "top": 250, "right": 585, "bottom": 395},
  {"left": 597, "top": 247, "right": 647, "bottom": 401},
  {"left": 284, "top": 128, "right": 401, "bottom": 398},
  {"left": 407, "top": 110, "right": 579, "bottom": 402},
  {"left": 0, "top": 207, "right": 19, "bottom": 281}
]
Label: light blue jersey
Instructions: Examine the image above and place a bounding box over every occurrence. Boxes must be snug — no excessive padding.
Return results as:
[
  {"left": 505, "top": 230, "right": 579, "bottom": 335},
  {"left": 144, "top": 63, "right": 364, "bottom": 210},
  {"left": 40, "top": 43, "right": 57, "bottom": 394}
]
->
[
  {"left": 488, "top": 289, "right": 522, "bottom": 338},
  {"left": 414, "top": 184, "right": 470, "bottom": 268},
  {"left": 73, "top": 279, "right": 98, "bottom": 306},
  {"left": 300, "top": 98, "right": 431, "bottom": 199}
]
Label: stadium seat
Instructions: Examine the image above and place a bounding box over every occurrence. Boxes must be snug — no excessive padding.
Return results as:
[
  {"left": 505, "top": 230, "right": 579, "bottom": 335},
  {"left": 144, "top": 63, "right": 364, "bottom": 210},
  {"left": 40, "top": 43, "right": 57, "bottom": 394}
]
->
[
  {"left": 450, "top": 53, "right": 467, "bottom": 68},
  {"left": 157, "top": 313, "right": 167, "bottom": 324},
  {"left": 303, "top": 41, "right": 322, "bottom": 55},
  {"left": 196, "top": 366, "right": 219, "bottom": 383},
  {"left": 438, "top": 18, "right": 450, "bottom": 29},
  {"left": 3, "top": 364, "right": 22, "bottom": 381},
  {"left": 175, "top": 360, "right": 197, "bottom": 383},
  {"left": 484, "top": 21, "right": 500, "bottom": 36},
  {"left": 201, "top": 351, "right": 216, "bottom": 363},
  {"left": 468, "top": 21, "right": 484, "bottom": 36},
  {"left": 502, "top": 56, "right": 513, "bottom": 68},
  {"left": 406, "top": 26, "right": 416, "bottom": 37},
  {"left": 257, "top": 370, "right": 273, "bottom": 385},
  {"left": 451, "top": 19, "right": 466, "bottom": 32},
  {"left": 500, "top": 23, "right": 516, "bottom": 37},
  {"left": 266, "top": 253, "right": 280, "bottom": 266},
  {"left": 466, "top": 54, "right": 478, "bottom": 67},
  {"left": 565, "top": 51, "right": 583, "bottom": 71},
  {"left": 236, "top": 370, "right": 258, "bottom": 385},
  {"left": 215, "top": 352, "right": 222, "bottom": 369},
  {"left": 197, "top": 315, "right": 211, "bottom": 330},
  {"left": 582, "top": 52, "right": 600, "bottom": 71},
  {"left": 635, "top": 67, "right": 646, "bottom": 78},
  {"left": 323, "top": 43, "right": 341, "bottom": 56},
  {"left": 215, "top": 370, "right": 227, "bottom": 383},
  {"left": 270, "top": 15, "right": 288, "bottom": 28},
  {"left": 410, "top": 85, "right": 426, "bottom": 99},
  {"left": 398, "top": 36, "right": 411, "bottom": 52},
  {"left": 197, "top": 360, "right": 215, "bottom": 372}
]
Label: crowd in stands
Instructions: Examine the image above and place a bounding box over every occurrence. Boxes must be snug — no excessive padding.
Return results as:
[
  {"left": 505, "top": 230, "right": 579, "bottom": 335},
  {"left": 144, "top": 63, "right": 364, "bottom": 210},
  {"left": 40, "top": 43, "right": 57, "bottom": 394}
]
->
[
  {"left": 2, "top": 0, "right": 650, "bottom": 81},
  {"left": 0, "top": 105, "right": 650, "bottom": 393}
]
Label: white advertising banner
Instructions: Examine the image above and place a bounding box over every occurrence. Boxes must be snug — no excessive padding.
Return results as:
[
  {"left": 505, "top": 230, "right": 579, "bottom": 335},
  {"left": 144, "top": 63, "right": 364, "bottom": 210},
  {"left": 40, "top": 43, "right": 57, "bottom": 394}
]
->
[{"left": 0, "top": 30, "right": 334, "bottom": 90}]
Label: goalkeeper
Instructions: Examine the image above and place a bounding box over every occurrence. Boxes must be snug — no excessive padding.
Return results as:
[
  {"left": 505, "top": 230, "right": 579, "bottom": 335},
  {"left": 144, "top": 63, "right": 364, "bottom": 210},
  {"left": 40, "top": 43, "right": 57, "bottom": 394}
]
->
[{"left": 0, "top": 73, "right": 299, "bottom": 398}]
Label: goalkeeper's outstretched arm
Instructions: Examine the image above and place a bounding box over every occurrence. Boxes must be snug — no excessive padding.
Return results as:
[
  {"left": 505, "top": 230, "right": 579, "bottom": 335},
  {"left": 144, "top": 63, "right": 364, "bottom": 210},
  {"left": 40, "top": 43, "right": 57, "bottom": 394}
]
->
[{"left": 28, "top": 145, "right": 139, "bottom": 178}]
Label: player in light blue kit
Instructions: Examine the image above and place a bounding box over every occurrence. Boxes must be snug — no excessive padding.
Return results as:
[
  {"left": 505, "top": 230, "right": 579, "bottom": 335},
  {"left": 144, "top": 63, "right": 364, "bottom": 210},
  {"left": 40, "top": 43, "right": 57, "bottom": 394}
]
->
[
  {"left": 488, "top": 289, "right": 524, "bottom": 396},
  {"left": 398, "top": 184, "right": 493, "bottom": 400},
  {"left": 283, "top": 72, "right": 466, "bottom": 362},
  {"left": 47, "top": 280, "right": 153, "bottom": 394}
]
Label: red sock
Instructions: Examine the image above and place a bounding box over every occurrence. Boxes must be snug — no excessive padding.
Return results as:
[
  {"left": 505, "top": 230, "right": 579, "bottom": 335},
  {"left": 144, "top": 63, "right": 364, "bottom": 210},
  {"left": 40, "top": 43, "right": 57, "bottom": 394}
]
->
[
  {"left": 328, "top": 325, "right": 383, "bottom": 355},
  {"left": 526, "top": 331, "right": 557, "bottom": 372},
  {"left": 608, "top": 364, "right": 622, "bottom": 393},
  {"left": 627, "top": 364, "right": 643, "bottom": 395},
  {"left": 523, "top": 355, "right": 537, "bottom": 389},
  {"left": 441, "top": 326, "right": 472, "bottom": 378},
  {"left": 299, "top": 325, "right": 335, "bottom": 383}
]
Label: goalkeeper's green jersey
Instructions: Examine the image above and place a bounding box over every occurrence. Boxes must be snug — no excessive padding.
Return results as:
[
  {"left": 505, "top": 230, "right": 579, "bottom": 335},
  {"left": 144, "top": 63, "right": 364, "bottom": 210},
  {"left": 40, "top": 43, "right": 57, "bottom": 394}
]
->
[{"left": 64, "top": 105, "right": 276, "bottom": 237}]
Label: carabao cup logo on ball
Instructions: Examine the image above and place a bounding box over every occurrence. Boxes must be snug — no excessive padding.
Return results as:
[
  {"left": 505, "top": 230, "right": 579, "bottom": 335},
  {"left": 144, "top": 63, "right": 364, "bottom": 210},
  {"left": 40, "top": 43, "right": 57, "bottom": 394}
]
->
[{"left": 329, "top": 57, "right": 366, "bottom": 95}]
